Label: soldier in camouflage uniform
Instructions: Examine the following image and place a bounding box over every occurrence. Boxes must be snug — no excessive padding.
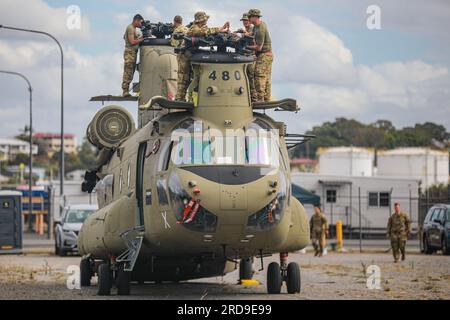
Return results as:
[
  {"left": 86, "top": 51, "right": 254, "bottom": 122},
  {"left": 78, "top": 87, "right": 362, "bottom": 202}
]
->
[
  {"left": 171, "top": 15, "right": 190, "bottom": 101},
  {"left": 122, "top": 14, "right": 145, "bottom": 97},
  {"left": 310, "top": 206, "right": 329, "bottom": 257},
  {"left": 186, "top": 12, "right": 229, "bottom": 103},
  {"left": 247, "top": 9, "right": 273, "bottom": 102},
  {"left": 237, "top": 13, "right": 257, "bottom": 102},
  {"left": 387, "top": 203, "right": 411, "bottom": 262}
]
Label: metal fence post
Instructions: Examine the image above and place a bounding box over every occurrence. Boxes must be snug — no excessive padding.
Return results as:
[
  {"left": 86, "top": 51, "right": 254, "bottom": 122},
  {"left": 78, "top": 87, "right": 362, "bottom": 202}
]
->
[{"left": 359, "top": 186, "right": 362, "bottom": 253}]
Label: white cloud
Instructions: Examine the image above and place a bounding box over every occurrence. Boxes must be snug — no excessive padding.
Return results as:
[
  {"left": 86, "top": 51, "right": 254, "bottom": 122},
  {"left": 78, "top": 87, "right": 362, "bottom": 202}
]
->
[
  {"left": 273, "top": 16, "right": 356, "bottom": 86},
  {"left": 268, "top": 15, "right": 450, "bottom": 134},
  {"left": 0, "top": 0, "right": 91, "bottom": 41},
  {"left": 143, "top": 5, "right": 163, "bottom": 21},
  {"left": 0, "top": 39, "right": 138, "bottom": 142}
]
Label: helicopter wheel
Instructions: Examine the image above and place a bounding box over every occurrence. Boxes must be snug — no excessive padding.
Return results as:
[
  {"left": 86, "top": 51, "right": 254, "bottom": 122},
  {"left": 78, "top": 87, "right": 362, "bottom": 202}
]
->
[
  {"left": 267, "top": 262, "right": 282, "bottom": 294},
  {"left": 239, "top": 258, "right": 254, "bottom": 280},
  {"left": 116, "top": 264, "right": 131, "bottom": 295},
  {"left": 80, "top": 258, "right": 92, "bottom": 287},
  {"left": 286, "top": 262, "right": 301, "bottom": 294},
  {"left": 97, "top": 263, "right": 112, "bottom": 296}
]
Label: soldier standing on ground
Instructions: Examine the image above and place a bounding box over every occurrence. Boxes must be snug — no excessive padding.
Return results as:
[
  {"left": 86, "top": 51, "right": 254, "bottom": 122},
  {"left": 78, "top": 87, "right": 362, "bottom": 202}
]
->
[
  {"left": 310, "top": 206, "right": 329, "bottom": 257},
  {"left": 122, "top": 14, "right": 145, "bottom": 97},
  {"left": 186, "top": 11, "right": 229, "bottom": 103},
  {"left": 247, "top": 9, "right": 273, "bottom": 102},
  {"left": 171, "top": 15, "right": 190, "bottom": 101},
  {"left": 387, "top": 203, "right": 411, "bottom": 263},
  {"left": 236, "top": 13, "right": 257, "bottom": 102}
]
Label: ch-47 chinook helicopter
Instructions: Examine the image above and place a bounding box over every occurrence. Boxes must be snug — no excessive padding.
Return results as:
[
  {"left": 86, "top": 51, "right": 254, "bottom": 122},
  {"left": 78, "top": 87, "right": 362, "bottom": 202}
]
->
[{"left": 79, "top": 22, "right": 312, "bottom": 296}]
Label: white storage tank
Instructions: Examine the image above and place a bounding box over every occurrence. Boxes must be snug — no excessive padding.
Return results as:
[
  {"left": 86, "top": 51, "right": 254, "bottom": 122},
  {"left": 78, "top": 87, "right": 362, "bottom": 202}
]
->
[
  {"left": 317, "top": 147, "right": 374, "bottom": 176},
  {"left": 377, "top": 148, "right": 449, "bottom": 187}
]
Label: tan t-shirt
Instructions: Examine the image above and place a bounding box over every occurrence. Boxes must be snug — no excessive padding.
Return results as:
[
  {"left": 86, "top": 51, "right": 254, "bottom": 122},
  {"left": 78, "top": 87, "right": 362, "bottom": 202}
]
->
[{"left": 124, "top": 24, "right": 139, "bottom": 50}]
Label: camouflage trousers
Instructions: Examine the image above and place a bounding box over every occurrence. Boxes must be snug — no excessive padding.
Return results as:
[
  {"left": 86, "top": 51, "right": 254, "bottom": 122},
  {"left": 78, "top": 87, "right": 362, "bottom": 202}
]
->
[
  {"left": 311, "top": 230, "right": 325, "bottom": 256},
  {"left": 176, "top": 52, "right": 192, "bottom": 101},
  {"left": 122, "top": 48, "right": 137, "bottom": 94},
  {"left": 188, "top": 64, "right": 202, "bottom": 104},
  {"left": 247, "top": 59, "right": 257, "bottom": 102},
  {"left": 390, "top": 236, "right": 407, "bottom": 261},
  {"left": 254, "top": 52, "right": 273, "bottom": 102}
]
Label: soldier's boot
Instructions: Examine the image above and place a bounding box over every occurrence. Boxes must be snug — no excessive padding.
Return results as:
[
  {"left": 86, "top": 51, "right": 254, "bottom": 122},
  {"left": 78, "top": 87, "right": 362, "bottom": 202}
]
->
[
  {"left": 312, "top": 240, "right": 318, "bottom": 256},
  {"left": 401, "top": 249, "right": 406, "bottom": 261},
  {"left": 393, "top": 252, "right": 399, "bottom": 263}
]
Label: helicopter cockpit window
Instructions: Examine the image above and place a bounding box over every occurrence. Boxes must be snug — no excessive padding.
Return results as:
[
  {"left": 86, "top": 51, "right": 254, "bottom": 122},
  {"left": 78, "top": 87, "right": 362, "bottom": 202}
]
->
[
  {"left": 156, "top": 178, "right": 169, "bottom": 206},
  {"left": 118, "top": 168, "right": 123, "bottom": 194},
  {"left": 171, "top": 119, "right": 279, "bottom": 167},
  {"left": 94, "top": 179, "right": 106, "bottom": 205},
  {"left": 103, "top": 174, "right": 114, "bottom": 199},
  {"left": 126, "top": 162, "right": 131, "bottom": 188}
]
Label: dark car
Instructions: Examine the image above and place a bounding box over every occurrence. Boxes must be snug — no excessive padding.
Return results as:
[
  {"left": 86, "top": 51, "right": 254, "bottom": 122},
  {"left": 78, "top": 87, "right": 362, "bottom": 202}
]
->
[{"left": 420, "top": 204, "right": 450, "bottom": 255}]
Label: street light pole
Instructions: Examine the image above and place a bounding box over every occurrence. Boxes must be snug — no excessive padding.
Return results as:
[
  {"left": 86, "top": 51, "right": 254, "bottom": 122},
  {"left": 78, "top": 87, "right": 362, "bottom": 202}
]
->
[
  {"left": 0, "top": 25, "right": 64, "bottom": 199},
  {"left": 0, "top": 70, "right": 33, "bottom": 231}
]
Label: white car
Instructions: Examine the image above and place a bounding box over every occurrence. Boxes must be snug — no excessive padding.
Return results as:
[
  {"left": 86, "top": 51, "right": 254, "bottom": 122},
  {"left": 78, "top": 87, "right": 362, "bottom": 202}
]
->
[{"left": 54, "top": 204, "right": 98, "bottom": 256}]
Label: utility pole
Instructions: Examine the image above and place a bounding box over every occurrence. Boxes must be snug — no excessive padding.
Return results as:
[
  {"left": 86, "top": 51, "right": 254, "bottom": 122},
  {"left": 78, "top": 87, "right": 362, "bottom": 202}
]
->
[{"left": 0, "top": 70, "right": 33, "bottom": 231}]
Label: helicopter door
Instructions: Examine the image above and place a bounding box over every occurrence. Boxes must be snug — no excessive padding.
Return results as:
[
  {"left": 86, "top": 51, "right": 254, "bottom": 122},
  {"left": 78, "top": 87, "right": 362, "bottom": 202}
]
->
[{"left": 136, "top": 142, "right": 147, "bottom": 226}]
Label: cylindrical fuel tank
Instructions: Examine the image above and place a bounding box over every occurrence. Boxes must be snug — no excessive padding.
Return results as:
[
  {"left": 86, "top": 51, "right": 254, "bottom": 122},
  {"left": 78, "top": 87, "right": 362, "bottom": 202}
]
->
[
  {"left": 138, "top": 45, "right": 178, "bottom": 127},
  {"left": 78, "top": 196, "right": 135, "bottom": 259}
]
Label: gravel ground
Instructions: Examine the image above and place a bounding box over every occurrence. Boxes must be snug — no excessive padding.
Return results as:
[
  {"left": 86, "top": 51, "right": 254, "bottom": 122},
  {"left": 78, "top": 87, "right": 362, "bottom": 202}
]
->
[{"left": 0, "top": 251, "right": 448, "bottom": 300}]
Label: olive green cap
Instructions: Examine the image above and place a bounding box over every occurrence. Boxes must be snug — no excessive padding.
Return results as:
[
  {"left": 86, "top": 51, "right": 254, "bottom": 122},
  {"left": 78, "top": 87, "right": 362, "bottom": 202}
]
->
[
  {"left": 240, "top": 13, "right": 249, "bottom": 21},
  {"left": 247, "top": 9, "right": 262, "bottom": 18},
  {"left": 194, "top": 11, "right": 210, "bottom": 23}
]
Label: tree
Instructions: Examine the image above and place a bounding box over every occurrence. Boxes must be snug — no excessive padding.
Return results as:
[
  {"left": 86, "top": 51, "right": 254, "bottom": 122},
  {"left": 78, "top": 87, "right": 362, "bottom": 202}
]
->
[
  {"left": 78, "top": 137, "right": 97, "bottom": 169},
  {"left": 292, "top": 118, "right": 449, "bottom": 159}
]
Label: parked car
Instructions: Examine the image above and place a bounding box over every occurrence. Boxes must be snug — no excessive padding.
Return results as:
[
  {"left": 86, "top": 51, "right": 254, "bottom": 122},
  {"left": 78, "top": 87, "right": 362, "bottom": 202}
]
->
[
  {"left": 55, "top": 204, "right": 98, "bottom": 256},
  {"left": 420, "top": 204, "right": 450, "bottom": 255}
]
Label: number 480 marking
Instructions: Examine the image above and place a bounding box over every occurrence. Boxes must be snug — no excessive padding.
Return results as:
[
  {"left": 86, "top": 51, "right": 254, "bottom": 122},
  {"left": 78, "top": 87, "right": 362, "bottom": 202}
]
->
[{"left": 208, "top": 70, "right": 240, "bottom": 81}]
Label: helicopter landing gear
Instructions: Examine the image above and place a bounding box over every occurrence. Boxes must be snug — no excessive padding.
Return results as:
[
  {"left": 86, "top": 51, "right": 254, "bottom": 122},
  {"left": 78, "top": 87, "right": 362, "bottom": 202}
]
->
[
  {"left": 97, "top": 262, "right": 113, "bottom": 296},
  {"left": 97, "top": 257, "right": 131, "bottom": 296},
  {"left": 266, "top": 253, "right": 301, "bottom": 294},
  {"left": 239, "top": 258, "right": 254, "bottom": 281},
  {"left": 80, "top": 258, "right": 93, "bottom": 287},
  {"left": 116, "top": 263, "right": 131, "bottom": 295}
]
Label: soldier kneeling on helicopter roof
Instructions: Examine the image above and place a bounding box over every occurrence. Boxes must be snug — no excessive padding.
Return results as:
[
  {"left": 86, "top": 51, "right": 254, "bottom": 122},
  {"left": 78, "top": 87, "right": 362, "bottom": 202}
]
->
[
  {"left": 175, "top": 11, "right": 229, "bottom": 102},
  {"left": 122, "top": 14, "right": 145, "bottom": 97}
]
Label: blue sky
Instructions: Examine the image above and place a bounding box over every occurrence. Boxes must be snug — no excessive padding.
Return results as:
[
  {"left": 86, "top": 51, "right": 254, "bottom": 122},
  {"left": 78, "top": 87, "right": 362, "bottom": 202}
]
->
[
  {"left": 42, "top": 0, "right": 448, "bottom": 65},
  {"left": 1, "top": 0, "right": 449, "bottom": 142}
]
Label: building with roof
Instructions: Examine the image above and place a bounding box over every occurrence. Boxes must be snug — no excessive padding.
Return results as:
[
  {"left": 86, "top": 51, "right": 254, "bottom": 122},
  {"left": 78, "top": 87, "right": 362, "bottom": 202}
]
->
[
  {"left": 0, "top": 138, "right": 38, "bottom": 161},
  {"left": 317, "top": 147, "right": 374, "bottom": 177},
  {"left": 33, "top": 133, "right": 77, "bottom": 156},
  {"left": 292, "top": 172, "right": 420, "bottom": 235},
  {"left": 377, "top": 147, "right": 449, "bottom": 188}
]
